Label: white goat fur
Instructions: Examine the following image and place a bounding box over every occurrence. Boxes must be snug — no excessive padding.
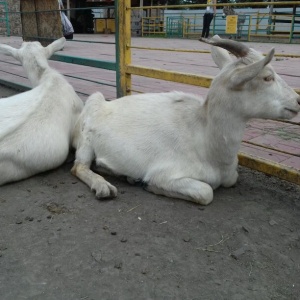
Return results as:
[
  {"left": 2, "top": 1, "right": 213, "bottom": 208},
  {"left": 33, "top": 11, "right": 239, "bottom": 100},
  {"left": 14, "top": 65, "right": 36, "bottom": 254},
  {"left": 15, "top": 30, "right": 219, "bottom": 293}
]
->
[
  {"left": 0, "top": 37, "right": 83, "bottom": 185},
  {"left": 72, "top": 36, "right": 300, "bottom": 205}
]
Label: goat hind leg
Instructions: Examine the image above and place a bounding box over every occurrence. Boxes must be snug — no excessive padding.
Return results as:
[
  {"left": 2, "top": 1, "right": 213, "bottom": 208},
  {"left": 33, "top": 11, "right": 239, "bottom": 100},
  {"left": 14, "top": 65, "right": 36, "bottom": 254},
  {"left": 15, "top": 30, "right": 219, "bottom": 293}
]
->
[
  {"left": 72, "top": 129, "right": 117, "bottom": 199},
  {"left": 0, "top": 160, "right": 31, "bottom": 186},
  {"left": 145, "top": 178, "right": 213, "bottom": 205}
]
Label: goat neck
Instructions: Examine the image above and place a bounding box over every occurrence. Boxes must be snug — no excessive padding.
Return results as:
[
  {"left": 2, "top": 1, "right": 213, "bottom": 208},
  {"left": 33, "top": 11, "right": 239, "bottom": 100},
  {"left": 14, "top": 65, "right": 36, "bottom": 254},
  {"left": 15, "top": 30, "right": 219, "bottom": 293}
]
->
[
  {"left": 22, "top": 56, "right": 51, "bottom": 87},
  {"left": 204, "top": 86, "right": 246, "bottom": 164}
]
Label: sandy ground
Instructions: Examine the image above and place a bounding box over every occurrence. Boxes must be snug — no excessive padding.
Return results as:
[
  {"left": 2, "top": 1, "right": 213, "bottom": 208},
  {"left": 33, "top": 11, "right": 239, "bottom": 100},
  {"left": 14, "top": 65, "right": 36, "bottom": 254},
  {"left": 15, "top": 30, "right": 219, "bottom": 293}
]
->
[{"left": 0, "top": 85, "right": 300, "bottom": 300}]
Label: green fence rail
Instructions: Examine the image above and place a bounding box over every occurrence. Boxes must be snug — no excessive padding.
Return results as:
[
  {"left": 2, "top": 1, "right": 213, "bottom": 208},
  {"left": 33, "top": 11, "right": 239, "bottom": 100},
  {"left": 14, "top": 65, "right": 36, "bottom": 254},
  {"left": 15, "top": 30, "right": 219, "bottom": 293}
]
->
[{"left": 0, "top": 1, "right": 10, "bottom": 36}]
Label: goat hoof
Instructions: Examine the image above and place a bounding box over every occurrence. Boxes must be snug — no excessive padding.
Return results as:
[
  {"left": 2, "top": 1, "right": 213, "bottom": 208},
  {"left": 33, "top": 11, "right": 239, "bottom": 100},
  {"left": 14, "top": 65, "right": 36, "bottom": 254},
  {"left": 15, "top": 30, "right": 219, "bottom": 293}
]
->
[{"left": 92, "top": 182, "right": 118, "bottom": 199}]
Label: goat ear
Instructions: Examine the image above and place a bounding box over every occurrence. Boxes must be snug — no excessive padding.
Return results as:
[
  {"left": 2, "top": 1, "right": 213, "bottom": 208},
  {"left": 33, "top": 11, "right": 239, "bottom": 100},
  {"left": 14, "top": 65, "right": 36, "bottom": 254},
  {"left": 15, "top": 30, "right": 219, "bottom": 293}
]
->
[
  {"left": 0, "top": 44, "right": 19, "bottom": 60},
  {"left": 211, "top": 46, "right": 233, "bottom": 70},
  {"left": 229, "top": 48, "right": 275, "bottom": 88},
  {"left": 45, "top": 37, "right": 66, "bottom": 58}
]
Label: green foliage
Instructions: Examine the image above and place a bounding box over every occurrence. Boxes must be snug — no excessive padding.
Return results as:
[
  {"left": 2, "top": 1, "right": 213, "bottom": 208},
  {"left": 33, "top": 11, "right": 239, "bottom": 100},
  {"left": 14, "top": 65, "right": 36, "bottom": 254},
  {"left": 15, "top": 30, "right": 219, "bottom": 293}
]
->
[
  {"left": 182, "top": 0, "right": 207, "bottom": 4},
  {"left": 166, "top": 0, "right": 184, "bottom": 5}
]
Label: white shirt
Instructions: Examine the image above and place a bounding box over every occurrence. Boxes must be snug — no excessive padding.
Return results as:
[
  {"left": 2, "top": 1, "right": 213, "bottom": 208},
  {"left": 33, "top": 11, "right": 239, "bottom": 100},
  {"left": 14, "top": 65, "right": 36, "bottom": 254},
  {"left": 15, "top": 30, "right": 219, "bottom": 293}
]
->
[{"left": 206, "top": 0, "right": 214, "bottom": 13}]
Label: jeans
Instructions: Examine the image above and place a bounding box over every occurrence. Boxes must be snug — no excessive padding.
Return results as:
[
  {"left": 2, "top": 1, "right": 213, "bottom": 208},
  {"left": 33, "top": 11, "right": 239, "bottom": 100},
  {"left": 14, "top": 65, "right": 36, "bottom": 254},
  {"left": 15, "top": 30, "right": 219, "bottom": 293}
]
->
[{"left": 202, "top": 12, "right": 214, "bottom": 38}]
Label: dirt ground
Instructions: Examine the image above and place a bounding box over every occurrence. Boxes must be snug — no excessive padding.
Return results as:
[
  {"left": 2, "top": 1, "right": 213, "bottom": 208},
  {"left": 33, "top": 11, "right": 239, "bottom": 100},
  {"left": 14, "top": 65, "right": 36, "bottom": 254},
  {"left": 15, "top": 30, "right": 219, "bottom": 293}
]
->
[{"left": 0, "top": 85, "right": 300, "bottom": 300}]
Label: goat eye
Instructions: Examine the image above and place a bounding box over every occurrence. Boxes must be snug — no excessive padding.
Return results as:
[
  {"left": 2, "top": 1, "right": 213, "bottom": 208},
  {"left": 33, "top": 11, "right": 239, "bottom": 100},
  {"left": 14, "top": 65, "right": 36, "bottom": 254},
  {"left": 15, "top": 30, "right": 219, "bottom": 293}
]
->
[{"left": 264, "top": 76, "right": 274, "bottom": 82}]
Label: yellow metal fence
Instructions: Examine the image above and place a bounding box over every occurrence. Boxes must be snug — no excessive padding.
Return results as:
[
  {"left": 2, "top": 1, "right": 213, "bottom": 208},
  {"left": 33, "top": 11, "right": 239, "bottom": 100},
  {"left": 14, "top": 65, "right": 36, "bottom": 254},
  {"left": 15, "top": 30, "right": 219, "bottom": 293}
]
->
[{"left": 142, "top": 12, "right": 300, "bottom": 42}]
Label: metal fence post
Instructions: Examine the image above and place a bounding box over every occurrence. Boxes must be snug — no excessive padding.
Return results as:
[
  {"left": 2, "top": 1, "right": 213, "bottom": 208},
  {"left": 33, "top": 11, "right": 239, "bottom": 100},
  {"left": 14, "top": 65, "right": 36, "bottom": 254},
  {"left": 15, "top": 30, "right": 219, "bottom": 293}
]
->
[
  {"left": 289, "top": 14, "right": 295, "bottom": 43},
  {"left": 247, "top": 15, "right": 252, "bottom": 41},
  {"left": 1, "top": 1, "right": 10, "bottom": 37}
]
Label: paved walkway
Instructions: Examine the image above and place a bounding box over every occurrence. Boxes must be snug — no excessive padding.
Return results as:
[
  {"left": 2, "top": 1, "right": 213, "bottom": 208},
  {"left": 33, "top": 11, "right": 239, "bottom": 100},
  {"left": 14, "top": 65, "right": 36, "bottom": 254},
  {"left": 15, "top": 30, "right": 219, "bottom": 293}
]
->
[{"left": 0, "top": 34, "right": 299, "bottom": 181}]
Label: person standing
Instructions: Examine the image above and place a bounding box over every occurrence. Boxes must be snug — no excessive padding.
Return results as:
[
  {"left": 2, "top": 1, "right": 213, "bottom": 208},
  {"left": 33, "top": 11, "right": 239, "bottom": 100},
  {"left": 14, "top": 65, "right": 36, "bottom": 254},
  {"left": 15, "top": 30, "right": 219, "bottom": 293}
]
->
[{"left": 201, "top": 0, "right": 217, "bottom": 38}]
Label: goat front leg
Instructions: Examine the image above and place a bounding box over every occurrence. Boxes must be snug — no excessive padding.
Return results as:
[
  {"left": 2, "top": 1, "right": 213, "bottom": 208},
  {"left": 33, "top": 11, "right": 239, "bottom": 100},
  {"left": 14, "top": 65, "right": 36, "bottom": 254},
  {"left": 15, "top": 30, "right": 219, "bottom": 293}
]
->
[
  {"left": 145, "top": 178, "right": 213, "bottom": 205},
  {"left": 222, "top": 169, "right": 238, "bottom": 188},
  {"left": 71, "top": 162, "right": 117, "bottom": 199}
]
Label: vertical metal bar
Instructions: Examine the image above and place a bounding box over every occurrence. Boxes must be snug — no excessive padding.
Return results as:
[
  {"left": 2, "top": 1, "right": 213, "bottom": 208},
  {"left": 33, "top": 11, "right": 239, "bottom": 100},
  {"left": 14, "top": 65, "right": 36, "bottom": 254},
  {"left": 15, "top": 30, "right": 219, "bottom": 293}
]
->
[
  {"left": 255, "top": 13, "right": 259, "bottom": 34},
  {"left": 273, "top": 14, "right": 276, "bottom": 33},
  {"left": 116, "top": 0, "right": 132, "bottom": 98},
  {"left": 289, "top": 14, "right": 295, "bottom": 43},
  {"left": 4, "top": 1, "right": 10, "bottom": 37},
  {"left": 67, "top": 0, "right": 70, "bottom": 20},
  {"left": 267, "top": 3, "right": 273, "bottom": 35},
  {"left": 125, "top": 0, "right": 132, "bottom": 96},
  {"left": 248, "top": 15, "right": 252, "bottom": 41},
  {"left": 115, "top": 0, "right": 121, "bottom": 97}
]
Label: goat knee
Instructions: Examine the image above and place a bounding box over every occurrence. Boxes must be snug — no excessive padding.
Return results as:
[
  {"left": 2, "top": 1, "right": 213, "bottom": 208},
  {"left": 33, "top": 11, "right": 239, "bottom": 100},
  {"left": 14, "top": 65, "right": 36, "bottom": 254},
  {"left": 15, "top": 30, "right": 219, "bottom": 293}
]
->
[
  {"left": 146, "top": 178, "right": 214, "bottom": 206},
  {"left": 196, "top": 185, "right": 213, "bottom": 205}
]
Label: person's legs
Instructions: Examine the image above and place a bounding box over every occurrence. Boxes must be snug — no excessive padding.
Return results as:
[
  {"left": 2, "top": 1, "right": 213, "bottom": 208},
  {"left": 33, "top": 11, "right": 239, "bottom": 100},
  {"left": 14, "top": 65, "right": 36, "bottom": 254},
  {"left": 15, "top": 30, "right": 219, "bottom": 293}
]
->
[
  {"left": 201, "top": 13, "right": 209, "bottom": 38},
  {"left": 204, "top": 13, "right": 214, "bottom": 38}
]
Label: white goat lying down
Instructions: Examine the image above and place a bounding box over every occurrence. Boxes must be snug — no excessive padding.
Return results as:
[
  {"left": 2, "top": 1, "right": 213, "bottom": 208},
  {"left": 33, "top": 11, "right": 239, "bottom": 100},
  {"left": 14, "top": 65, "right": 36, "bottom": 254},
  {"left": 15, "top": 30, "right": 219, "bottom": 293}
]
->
[
  {"left": 0, "top": 37, "right": 83, "bottom": 185},
  {"left": 72, "top": 36, "right": 300, "bottom": 205}
]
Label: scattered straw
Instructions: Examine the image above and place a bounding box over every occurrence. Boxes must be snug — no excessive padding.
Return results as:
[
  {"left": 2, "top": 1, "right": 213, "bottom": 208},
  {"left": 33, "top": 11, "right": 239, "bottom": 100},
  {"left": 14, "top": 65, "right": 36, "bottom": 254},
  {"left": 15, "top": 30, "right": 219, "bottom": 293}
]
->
[
  {"left": 127, "top": 204, "right": 141, "bottom": 212},
  {"left": 249, "top": 262, "right": 253, "bottom": 277},
  {"left": 196, "top": 234, "right": 230, "bottom": 252}
]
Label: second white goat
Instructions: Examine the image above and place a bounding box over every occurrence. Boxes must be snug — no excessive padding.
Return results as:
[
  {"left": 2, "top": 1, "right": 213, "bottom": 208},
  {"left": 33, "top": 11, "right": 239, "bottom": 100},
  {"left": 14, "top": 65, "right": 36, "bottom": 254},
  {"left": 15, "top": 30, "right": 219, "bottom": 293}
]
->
[
  {"left": 72, "top": 36, "right": 300, "bottom": 205},
  {"left": 0, "top": 37, "right": 83, "bottom": 185}
]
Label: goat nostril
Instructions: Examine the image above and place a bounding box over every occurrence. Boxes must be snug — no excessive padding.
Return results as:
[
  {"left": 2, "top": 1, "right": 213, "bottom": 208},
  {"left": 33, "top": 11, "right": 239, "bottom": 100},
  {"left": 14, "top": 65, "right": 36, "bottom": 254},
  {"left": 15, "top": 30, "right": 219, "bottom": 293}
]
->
[{"left": 297, "top": 97, "right": 300, "bottom": 105}]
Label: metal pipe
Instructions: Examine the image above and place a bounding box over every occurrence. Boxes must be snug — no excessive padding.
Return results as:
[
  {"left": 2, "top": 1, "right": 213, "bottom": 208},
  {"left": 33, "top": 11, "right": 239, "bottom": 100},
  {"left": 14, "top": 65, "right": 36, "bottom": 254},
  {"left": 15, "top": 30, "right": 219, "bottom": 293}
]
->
[
  {"left": 130, "top": 2, "right": 300, "bottom": 10},
  {"left": 67, "top": 0, "right": 70, "bottom": 19}
]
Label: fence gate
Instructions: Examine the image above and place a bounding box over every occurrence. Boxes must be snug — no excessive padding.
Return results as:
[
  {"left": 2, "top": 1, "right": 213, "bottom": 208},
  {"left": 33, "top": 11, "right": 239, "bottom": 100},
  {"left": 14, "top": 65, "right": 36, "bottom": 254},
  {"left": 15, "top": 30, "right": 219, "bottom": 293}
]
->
[{"left": 166, "top": 16, "right": 185, "bottom": 37}]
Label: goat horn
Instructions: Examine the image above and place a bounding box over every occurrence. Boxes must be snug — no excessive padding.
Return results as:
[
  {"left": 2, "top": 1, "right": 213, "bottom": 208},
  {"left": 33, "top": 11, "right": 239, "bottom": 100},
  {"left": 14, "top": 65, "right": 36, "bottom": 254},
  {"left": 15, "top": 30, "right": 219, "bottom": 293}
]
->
[{"left": 200, "top": 36, "right": 250, "bottom": 58}]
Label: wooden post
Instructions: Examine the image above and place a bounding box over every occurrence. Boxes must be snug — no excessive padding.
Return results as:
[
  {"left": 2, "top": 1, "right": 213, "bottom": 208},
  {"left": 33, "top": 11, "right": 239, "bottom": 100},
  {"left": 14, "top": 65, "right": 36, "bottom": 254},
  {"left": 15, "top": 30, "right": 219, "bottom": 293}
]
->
[{"left": 115, "top": 0, "right": 132, "bottom": 98}]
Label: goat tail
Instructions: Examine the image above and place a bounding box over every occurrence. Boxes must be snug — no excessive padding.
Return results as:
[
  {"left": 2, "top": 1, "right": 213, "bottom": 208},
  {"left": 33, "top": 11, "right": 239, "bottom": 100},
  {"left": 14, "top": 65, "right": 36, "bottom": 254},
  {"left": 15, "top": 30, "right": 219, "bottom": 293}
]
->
[
  {"left": 84, "top": 92, "right": 107, "bottom": 117},
  {"left": 86, "top": 91, "right": 106, "bottom": 104}
]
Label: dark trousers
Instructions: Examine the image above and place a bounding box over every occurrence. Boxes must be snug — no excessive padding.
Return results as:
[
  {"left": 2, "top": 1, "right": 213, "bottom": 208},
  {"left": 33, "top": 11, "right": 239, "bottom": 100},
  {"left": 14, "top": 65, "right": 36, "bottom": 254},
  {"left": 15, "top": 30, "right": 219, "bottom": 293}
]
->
[{"left": 201, "top": 13, "right": 214, "bottom": 38}]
